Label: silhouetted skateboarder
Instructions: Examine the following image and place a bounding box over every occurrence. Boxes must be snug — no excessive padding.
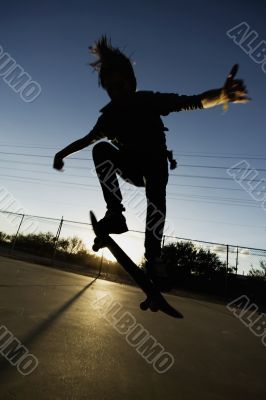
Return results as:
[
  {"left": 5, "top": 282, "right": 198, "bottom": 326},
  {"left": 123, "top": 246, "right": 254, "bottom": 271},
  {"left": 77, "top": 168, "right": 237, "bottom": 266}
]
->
[{"left": 53, "top": 36, "right": 250, "bottom": 280}]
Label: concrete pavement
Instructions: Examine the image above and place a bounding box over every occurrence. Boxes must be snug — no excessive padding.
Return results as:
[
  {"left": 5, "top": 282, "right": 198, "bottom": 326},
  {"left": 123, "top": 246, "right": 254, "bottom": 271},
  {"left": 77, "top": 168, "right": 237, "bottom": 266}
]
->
[{"left": 0, "top": 256, "right": 265, "bottom": 400}]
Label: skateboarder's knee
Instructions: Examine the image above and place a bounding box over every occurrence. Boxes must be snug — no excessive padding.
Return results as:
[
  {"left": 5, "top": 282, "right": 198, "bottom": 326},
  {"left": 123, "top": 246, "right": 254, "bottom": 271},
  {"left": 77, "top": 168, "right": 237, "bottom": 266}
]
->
[{"left": 92, "top": 141, "right": 116, "bottom": 162}]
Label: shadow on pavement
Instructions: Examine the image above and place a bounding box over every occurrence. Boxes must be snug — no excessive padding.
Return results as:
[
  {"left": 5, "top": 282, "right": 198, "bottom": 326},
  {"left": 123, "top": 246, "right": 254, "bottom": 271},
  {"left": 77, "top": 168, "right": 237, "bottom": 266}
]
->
[{"left": 0, "top": 275, "right": 99, "bottom": 378}]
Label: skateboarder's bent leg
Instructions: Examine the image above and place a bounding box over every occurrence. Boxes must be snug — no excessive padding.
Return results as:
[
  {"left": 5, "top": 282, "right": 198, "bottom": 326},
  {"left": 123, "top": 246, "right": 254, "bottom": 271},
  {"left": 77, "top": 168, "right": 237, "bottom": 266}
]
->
[
  {"left": 92, "top": 141, "right": 128, "bottom": 233},
  {"left": 93, "top": 142, "right": 125, "bottom": 212}
]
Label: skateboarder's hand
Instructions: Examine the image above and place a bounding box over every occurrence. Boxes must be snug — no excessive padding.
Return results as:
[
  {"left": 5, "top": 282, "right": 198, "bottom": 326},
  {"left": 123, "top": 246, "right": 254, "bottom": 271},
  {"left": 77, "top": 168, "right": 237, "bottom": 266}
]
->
[
  {"left": 53, "top": 153, "right": 64, "bottom": 171},
  {"left": 223, "top": 64, "right": 251, "bottom": 104}
]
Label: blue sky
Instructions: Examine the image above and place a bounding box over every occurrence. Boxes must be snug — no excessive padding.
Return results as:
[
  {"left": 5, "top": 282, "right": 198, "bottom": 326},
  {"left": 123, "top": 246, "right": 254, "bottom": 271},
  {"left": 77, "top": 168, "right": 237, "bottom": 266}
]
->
[{"left": 0, "top": 0, "right": 266, "bottom": 262}]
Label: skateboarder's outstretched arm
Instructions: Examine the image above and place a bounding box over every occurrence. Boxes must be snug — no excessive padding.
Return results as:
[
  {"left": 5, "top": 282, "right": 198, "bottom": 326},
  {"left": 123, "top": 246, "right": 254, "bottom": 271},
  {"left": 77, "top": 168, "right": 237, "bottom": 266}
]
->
[
  {"left": 151, "top": 64, "right": 250, "bottom": 114},
  {"left": 53, "top": 124, "right": 104, "bottom": 171}
]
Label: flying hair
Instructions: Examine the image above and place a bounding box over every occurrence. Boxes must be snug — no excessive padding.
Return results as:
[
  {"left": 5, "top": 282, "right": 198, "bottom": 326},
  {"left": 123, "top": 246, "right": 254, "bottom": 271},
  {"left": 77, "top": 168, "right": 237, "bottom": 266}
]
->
[{"left": 89, "top": 35, "right": 137, "bottom": 91}]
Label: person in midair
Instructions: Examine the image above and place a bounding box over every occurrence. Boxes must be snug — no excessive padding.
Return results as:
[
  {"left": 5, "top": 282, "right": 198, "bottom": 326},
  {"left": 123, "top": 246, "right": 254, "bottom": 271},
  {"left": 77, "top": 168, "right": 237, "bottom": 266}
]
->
[{"left": 53, "top": 36, "right": 250, "bottom": 280}]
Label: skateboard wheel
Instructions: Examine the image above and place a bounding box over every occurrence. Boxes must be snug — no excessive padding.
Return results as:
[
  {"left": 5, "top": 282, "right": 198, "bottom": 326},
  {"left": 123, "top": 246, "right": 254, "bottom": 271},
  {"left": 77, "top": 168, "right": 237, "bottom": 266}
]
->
[
  {"left": 92, "top": 237, "right": 105, "bottom": 251},
  {"left": 140, "top": 298, "right": 159, "bottom": 312},
  {"left": 140, "top": 300, "right": 149, "bottom": 311},
  {"left": 92, "top": 243, "right": 100, "bottom": 252},
  {"left": 149, "top": 301, "right": 159, "bottom": 312}
]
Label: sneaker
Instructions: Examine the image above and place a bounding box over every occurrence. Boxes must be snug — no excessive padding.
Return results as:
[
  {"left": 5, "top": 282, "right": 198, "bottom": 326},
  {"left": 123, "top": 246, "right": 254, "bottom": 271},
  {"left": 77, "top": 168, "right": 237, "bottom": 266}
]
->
[{"left": 97, "top": 209, "right": 128, "bottom": 235}]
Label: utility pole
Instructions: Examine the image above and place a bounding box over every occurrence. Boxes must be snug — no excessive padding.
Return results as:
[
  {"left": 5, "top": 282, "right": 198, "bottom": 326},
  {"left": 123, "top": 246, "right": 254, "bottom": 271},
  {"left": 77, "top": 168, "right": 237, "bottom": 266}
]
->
[{"left": 51, "top": 216, "right": 64, "bottom": 265}]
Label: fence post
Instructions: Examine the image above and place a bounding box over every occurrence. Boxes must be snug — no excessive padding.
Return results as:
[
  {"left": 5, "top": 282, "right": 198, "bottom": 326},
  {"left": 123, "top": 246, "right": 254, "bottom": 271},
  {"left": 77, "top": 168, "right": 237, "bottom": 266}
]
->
[
  {"left": 224, "top": 244, "right": 229, "bottom": 299},
  {"left": 98, "top": 250, "right": 104, "bottom": 278},
  {"left": 51, "top": 216, "right": 64, "bottom": 265},
  {"left": 235, "top": 246, "right": 239, "bottom": 275},
  {"left": 10, "top": 214, "right": 25, "bottom": 255}
]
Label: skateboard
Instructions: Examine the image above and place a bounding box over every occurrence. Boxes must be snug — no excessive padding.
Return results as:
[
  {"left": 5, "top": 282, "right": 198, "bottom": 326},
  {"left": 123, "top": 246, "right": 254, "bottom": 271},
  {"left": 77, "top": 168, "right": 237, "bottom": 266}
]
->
[{"left": 90, "top": 211, "right": 183, "bottom": 319}]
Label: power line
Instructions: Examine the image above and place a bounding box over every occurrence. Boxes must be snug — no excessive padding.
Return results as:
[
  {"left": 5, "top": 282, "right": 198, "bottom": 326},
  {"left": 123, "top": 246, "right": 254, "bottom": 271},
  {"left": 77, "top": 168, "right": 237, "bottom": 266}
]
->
[
  {"left": 179, "top": 164, "right": 266, "bottom": 172},
  {"left": 0, "top": 172, "right": 256, "bottom": 198},
  {"left": 1, "top": 151, "right": 266, "bottom": 170},
  {"left": 0, "top": 151, "right": 90, "bottom": 161},
  {"left": 1, "top": 166, "right": 93, "bottom": 178},
  {"left": 174, "top": 152, "right": 266, "bottom": 161},
  {"left": 2, "top": 165, "right": 260, "bottom": 193},
  {"left": 169, "top": 173, "right": 265, "bottom": 183},
  {"left": 0, "top": 173, "right": 263, "bottom": 209},
  {"left": 0, "top": 152, "right": 266, "bottom": 175},
  {"left": 0, "top": 159, "right": 90, "bottom": 169},
  {"left": 0, "top": 144, "right": 57, "bottom": 150},
  {"left": 1, "top": 143, "right": 266, "bottom": 161},
  {"left": 2, "top": 158, "right": 265, "bottom": 183}
]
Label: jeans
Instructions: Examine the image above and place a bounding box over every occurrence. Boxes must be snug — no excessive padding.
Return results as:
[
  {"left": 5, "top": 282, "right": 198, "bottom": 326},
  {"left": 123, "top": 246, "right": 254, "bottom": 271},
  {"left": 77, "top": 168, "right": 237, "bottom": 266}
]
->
[{"left": 92, "top": 141, "right": 168, "bottom": 261}]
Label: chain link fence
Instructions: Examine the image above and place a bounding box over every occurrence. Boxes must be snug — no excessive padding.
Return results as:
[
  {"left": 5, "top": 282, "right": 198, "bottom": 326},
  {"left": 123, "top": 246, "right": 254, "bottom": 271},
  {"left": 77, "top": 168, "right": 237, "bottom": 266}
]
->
[{"left": 0, "top": 209, "right": 265, "bottom": 306}]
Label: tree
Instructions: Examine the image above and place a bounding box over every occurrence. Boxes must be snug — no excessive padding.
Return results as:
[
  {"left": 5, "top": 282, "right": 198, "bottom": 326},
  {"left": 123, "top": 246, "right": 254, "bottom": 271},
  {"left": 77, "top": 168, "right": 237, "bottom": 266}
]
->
[
  {"left": 195, "top": 248, "right": 227, "bottom": 277},
  {"left": 162, "top": 240, "right": 227, "bottom": 282},
  {"left": 248, "top": 261, "right": 266, "bottom": 281},
  {"left": 162, "top": 241, "right": 197, "bottom": 280}
]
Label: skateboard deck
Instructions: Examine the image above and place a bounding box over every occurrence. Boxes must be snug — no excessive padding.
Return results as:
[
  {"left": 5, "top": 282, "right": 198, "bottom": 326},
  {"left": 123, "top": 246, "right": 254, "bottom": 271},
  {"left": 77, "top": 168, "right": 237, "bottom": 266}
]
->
[{"left": 90, "top": 211, "right": 183, "bottom": 319}]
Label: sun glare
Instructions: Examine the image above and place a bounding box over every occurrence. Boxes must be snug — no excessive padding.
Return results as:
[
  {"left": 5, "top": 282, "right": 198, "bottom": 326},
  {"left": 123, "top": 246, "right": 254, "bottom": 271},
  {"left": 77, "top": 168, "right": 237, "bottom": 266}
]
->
[{"left": 85, "top": 230, "right": 144, "bottom": 265}]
